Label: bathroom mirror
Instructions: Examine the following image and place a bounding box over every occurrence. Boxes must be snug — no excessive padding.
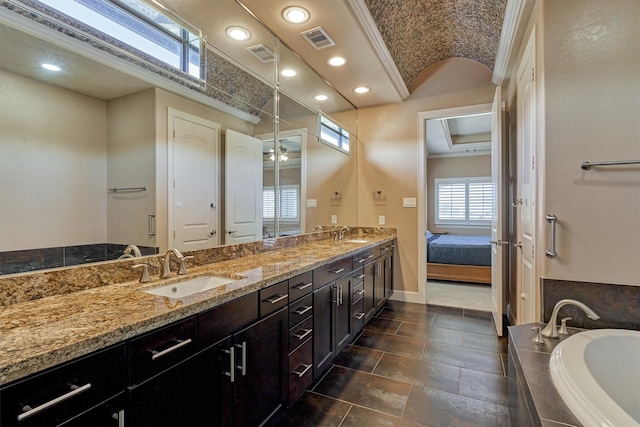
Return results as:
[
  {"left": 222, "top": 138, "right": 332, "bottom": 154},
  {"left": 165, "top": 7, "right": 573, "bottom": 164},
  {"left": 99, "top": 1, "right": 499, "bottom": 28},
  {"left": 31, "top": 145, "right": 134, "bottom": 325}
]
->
[{"left": 0, "top": 0, "right": 357, "bottom": 275}]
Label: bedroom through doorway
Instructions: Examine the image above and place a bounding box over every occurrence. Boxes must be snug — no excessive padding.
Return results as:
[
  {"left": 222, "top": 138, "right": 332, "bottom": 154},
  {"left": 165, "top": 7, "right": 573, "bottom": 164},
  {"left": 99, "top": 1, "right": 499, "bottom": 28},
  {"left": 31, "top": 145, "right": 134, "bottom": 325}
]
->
[{"left": 421, "top": 104, "right": 497, "bottom": 313}]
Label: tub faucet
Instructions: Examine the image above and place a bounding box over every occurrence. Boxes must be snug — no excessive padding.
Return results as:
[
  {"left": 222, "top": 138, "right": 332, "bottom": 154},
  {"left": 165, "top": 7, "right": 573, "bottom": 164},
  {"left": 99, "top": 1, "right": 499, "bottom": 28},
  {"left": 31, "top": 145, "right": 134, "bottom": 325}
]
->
[
  {"left": 160, "top": 248, "right": 184, "bottom": 279},
  {"left": 123, "top": 244, "right": 142, "bottom": 257},
  {"left": 541, "top": 299, "right": 600, "bottom": 338}
]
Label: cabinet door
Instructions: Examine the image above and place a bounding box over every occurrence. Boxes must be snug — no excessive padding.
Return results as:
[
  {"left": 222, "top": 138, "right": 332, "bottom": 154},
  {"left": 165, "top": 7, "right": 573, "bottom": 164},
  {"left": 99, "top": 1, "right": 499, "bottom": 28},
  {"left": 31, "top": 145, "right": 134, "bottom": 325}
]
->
[
  {"left": 313, "top": 283, "right": 336, "bottom": 381},
  {"left": 334, "top": 275, "right": 352, "bottom": 354},
  {"left": 363, "top": 261, "right": 376, "bottom": 323},
  {"left": 233, "top": 308, "right": 288, "bottom": 427},
  {"left": 127, "top": 345, "right": 223, "bottom": 427}
]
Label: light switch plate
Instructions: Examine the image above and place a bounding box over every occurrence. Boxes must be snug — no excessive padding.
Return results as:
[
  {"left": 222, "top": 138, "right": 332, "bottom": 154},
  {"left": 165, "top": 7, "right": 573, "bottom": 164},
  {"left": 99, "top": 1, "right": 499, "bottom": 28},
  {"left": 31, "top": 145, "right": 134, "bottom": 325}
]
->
[
  {"left": 331, "top": 215, "right": 337, "bottom": 224},
  {"left": 306, "top": 199, "right": 317, "bottom": 208},
  {"left": 403, "top": 197, "right": 417, "bottom": 208},
  {"left": 379, "top": 215, "right": 385, "bottom": 225}
]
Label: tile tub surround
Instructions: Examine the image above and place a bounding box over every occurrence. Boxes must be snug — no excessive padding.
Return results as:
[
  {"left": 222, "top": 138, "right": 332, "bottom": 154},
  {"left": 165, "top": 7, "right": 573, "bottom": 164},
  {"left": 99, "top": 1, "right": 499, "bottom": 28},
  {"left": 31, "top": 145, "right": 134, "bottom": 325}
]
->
[
  {"left": 543, "top": 279, "right": 640, "bottom": 330},
  {"left": 0, "top": 228, "right": 395, "bottom": 385},
  {"left": 508, "top": 323, "right": 584, "bottom": 427}
]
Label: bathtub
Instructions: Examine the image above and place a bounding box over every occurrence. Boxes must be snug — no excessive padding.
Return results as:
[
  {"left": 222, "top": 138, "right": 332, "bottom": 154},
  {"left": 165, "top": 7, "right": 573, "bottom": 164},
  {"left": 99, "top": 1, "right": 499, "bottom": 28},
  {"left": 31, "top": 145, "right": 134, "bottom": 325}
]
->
[{"left": 550, "top": 329, "right": 640, "bottom": 427}]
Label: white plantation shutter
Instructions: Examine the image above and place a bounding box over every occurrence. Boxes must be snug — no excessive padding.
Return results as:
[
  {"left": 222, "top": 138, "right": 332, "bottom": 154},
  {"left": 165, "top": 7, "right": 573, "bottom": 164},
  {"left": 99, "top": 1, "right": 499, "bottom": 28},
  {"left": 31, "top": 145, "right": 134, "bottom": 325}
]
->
[
  {"left": 435, "top": 178, "right": 493, "bottom": 226},
  {"left": 263, "top": 188, "right": 275, "bottom": 218},
  {"left": 263, "top": 186, "right": 299, "bottom": 220}
]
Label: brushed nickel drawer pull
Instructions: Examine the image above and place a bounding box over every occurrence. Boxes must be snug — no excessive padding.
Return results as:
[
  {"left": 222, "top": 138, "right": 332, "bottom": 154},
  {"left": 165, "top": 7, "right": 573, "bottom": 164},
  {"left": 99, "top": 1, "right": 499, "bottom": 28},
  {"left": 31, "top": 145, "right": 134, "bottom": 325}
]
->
[
  {"left": 18, "top": 383, "right": 92, "bottom": 421},
  {"left": 223, "top": 346, "right": 235, "bottom": 383},
  {"left": 265, "top": 294, "right": 288, "bottom": 304},
  {"left": 293, "top": 328, "right": 313, "bottom": 340},
  {"left": 293, "top": 305, "right": 312, "bottom": 315},
  {"left": 292, "top": 363, "right": 312, "bottom": 378},
  {"left": 354, "top": 313, "right": 365, "bottom": 320},
  {"left": 151, "top": 338, "right": 192, "bottom": 360},
  {"left": 354, "top": 289, "right": 365, "bottom": 296},
  {"left": 367, "top": 254, "right": 374, "bottom": 259},
  {"left": 357, "top": 258, "right": 366, "bottom": 264},
  {"left": 330, "top": 268, "right": 345, "bottom": 274},
  {"left": 354, "top": 274, "right": 365, "bottom": 280},
  {"left": 295, "top": 282, "right": 313, "bottom": 290}
]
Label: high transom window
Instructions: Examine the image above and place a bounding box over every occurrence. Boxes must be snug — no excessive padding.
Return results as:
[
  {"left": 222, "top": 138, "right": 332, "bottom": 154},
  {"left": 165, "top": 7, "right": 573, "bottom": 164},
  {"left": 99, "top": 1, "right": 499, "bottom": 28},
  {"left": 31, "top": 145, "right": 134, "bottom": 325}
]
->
[
  {"left": 38, "top": 0, "right": 202, "bottom": 78},
  {"left": 319, "top": 114, "right": 350, "bottom": 154}
]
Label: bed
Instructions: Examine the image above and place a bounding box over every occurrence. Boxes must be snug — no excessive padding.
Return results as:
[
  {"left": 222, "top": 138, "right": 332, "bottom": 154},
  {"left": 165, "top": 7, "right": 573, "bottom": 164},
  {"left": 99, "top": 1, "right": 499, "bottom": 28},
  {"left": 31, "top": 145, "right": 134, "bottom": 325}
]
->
[{"left": 427, "top": 233, "right": 492, "bottom": 284}]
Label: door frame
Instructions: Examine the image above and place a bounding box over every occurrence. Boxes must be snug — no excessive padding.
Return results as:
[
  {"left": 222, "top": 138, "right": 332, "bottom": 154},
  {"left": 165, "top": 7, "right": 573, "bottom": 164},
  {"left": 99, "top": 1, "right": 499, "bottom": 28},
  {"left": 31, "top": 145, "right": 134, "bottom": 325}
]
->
[
  {"left": 167, "top": 107, "right": 221, "bottom": 249},
  {"left": 416, "top": 103, "right": 495, "bottom": 306}
]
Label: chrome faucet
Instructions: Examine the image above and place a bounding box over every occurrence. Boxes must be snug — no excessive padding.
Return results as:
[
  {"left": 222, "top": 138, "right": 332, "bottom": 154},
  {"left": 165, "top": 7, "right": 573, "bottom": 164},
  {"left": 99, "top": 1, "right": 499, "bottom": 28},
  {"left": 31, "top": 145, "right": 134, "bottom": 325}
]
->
[
  {"left": 541, "top": 299, "right": 600, "bottom": 338},
  {"left": 160, "top": 248, "right": 184, "bottom": 279},
  {"left": 123, "top": 244, "right": 142, "bottom": 257},
  {"left": 338, "top": 226, "right": 350, "bottom": 240}
]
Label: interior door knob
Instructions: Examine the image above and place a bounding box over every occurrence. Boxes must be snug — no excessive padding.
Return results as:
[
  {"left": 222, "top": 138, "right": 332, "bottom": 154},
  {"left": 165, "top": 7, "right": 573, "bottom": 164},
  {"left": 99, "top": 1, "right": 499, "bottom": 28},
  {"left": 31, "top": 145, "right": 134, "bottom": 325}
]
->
[
  {"left": 209, "top": 230, "right": 217, "bottom": 236},
  {"left": 520, "top": 293, "right": 527, "bottom": 300},
  {"left": 227, "top": 230, "right": 237, "bottom": 234},
  {"left": 514, "top": 242, "right": 523, "bottom": 248}
]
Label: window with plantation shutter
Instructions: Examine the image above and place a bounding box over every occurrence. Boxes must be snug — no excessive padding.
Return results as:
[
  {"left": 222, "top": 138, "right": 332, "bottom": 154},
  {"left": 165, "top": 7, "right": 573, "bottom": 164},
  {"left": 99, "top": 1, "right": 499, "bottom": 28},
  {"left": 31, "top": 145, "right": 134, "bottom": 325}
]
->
[
  {"left": 435, "top": 177, "right": 493, "bottom": 226},
  {"left": 263, "top": 185, "right": 299, "bottom": 221}
]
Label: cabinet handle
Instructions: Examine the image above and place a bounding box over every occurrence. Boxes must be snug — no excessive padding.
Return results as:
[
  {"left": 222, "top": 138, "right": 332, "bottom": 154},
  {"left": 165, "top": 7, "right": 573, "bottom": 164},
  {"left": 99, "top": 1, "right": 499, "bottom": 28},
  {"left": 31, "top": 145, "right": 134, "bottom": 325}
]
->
[
  {"left": 367, "top": 255, "right": 374, "bottom": 259},
  {"left": 151, "top": 338, "right": 192, "bottom": 360},
  {"left": 293, "top": 328, "right": 313, "bottom": 340},
  {"left": 18, "top": 383, "right": 92, "bottom": 421},
  {"left": 339, "top": 283, "right": 343, "bottom": 305},
  {"left": 329, "top": 268, "right": 345, "bottom": 274},
  {"left": 295, "top": 282, "right": 313, "bottom": 290},
  {"left": 223, "top": 346, "right": 235, "bottom": 383},
  {"left": 354, "top": 289, "right": 365, "bottom": 296},
  {"left": 265, "top": 294, "right": 288, "bottom": 304},
  {"left": 357, "top": 258, "right": 366, "bottom": 264},
  {"left": 354, "top": 274, "right": 365, "bottom": 280},
  {"left": 292, "top": 364, "right": 312, "bottom": 378},
  {"left": 293, "top": 305, "right": 312, "bottom": 315},
  {"left": 354, "top": 312, "right": 365, "bottom": 320},
  {"left": 112, "top": 410, "right": 125, "bottom": 427},
  {"left": 236, "top": 342, "right": 247, "bottom": 376}
]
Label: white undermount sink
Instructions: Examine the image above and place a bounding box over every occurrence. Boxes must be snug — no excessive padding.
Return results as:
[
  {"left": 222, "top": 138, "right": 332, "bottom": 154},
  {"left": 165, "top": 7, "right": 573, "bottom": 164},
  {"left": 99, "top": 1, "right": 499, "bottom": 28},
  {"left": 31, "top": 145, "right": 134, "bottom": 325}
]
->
[{"left": 144, "top": 275, "right": 237, "bottom": 298}]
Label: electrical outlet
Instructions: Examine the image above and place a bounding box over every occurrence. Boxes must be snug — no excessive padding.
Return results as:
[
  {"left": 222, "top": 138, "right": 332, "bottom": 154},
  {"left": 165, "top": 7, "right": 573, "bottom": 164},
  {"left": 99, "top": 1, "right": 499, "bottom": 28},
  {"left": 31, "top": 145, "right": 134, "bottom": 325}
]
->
[
  {"left": 403, "top": 197, "right": 417, "bottom": 208},
  {"left": 331, "top": 215, "right": 337, "bottom": 224},
  {"left": 379, "top": 215, "right": 385, "bottom": 225}
]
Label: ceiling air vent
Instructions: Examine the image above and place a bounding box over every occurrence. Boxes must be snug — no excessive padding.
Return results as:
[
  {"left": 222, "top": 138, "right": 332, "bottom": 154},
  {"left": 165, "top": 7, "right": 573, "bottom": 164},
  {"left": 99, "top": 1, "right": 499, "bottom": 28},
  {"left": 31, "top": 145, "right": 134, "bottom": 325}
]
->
[
  {"left": 246, "top": 44, "right": 275, "bottom": 63},
  {"left": 301, "top": 27, "right": 335, "bottom": 50}
]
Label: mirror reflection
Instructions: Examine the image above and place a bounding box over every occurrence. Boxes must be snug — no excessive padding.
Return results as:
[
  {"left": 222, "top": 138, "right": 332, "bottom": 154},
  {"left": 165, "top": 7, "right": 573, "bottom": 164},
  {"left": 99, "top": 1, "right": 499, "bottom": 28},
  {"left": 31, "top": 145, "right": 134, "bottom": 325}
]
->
[{"left": 0, "top": 0, "right": 357, "bottom": 275}]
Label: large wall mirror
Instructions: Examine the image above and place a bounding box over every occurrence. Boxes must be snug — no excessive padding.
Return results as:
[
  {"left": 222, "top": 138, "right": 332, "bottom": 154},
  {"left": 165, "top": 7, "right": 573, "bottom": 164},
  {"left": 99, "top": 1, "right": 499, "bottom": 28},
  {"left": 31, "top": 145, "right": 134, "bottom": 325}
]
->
[{"left": 0, "top": 0, "right": 357, "bottom": 275}]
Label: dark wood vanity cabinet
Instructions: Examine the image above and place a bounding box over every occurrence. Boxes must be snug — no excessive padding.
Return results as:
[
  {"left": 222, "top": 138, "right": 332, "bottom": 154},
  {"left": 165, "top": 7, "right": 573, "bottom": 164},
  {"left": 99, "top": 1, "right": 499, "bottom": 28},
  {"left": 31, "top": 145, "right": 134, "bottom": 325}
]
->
[{"left": 0, "top": 344, "right": 126, "bottom": 427}]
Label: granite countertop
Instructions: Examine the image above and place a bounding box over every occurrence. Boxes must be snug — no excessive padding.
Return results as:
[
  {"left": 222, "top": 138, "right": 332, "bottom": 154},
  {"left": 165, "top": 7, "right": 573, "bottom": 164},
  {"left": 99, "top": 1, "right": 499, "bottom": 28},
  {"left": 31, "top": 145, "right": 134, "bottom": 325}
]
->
[
  {"left": 508, "top": 323, "right": 583, "bottom": 427},
  {"left": 0, "top": 234, "right": 395, "bottom": 386}
]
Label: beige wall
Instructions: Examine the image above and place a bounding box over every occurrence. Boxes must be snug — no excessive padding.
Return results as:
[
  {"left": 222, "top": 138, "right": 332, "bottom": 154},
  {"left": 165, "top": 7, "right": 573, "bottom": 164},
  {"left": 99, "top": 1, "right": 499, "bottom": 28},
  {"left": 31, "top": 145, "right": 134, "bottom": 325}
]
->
[
  {"left": 357, "top": 62, "right": 496, "bottom": 295},
  {"left": 539, "top": 0, "right": 640, "bottom": 285},
  {"left": 0, "top": 71, "right": 107, "bottom": 251},
  {"left": 426, "top": 155, "right": 492, "bottom": 235}
]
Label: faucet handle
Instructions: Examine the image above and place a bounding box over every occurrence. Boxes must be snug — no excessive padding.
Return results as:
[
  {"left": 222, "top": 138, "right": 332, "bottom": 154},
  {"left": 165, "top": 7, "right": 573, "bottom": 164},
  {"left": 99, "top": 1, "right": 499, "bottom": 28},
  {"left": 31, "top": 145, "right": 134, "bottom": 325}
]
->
[
  {"left": 133, "top": 264, "right": 151, "bottom": 283},
  {"left": 531, "top": 326, "right": 545, "bottom": 344},
  {"left": 178, "top": 256, "right": 194, "bottom": 275},
  {"left": 559, "top": 317, "right": 572, "bottom": 335}
]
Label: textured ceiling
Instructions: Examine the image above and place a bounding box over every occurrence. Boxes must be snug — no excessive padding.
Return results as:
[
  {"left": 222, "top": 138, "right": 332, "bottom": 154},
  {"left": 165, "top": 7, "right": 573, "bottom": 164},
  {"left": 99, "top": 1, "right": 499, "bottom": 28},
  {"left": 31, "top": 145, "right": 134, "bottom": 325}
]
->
[{"left": 363, "top": 0, "right": 507, "bottom": 90}]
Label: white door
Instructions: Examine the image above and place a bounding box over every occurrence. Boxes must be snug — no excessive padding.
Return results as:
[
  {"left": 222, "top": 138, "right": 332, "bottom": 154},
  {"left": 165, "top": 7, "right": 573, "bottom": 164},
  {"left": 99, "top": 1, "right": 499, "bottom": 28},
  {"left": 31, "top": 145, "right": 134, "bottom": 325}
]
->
[
  {"left": 516, "top": 32, "right": 538, "bottom": 324},
  {"left": 170, "top": 111, "right": 220, "bottom": 252},
  {"left": 490, "top": 86, "right": 506, "bottom": 336},
  {"left": 225, "top": 129, "right": 263, "bottom": 244}
]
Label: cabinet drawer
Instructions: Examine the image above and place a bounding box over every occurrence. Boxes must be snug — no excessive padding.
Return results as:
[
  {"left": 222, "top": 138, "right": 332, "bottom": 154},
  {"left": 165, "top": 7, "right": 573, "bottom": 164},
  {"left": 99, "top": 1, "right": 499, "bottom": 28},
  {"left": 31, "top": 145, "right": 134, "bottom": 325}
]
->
[
  {"left": 352, "top": 267, "right": 365, "bottom": 285},
  {"left": 260, "top": 280, "right": 289, "bottom": 317},
  {"left": 288, "top": 315, "right": 313, "bottom": 352},
  {"left": 289, "top": 294, "right": 313, "bottom": 328},
  {"left": 288, "top": 338, "right": 313, "bottom": 406},
  {"left": 129, "top": 316, "right": 196, "bottom": 385},
  {"left": 352, "top": 281, "right": 365, "bottom": 304},
  {"left": 288, "top": 271, "right": 313, "bottom": 301},
  {"left": 313, "top": 257, "right": 352, "bottom": 289},
  {"left": 380, "top": 240, "right": 395, "bottom": 255},
  {"left": 198, "top": 292, "right": 258, "bottom": 348},
  {"left": 351, "top": 297, "right": 366, "bottom": 335},
  {"left": 352, "top": 248, "right": 374, "bottom": 266},
  {"left": 0, "top": 343, "right": 126, "bottom": 427}
]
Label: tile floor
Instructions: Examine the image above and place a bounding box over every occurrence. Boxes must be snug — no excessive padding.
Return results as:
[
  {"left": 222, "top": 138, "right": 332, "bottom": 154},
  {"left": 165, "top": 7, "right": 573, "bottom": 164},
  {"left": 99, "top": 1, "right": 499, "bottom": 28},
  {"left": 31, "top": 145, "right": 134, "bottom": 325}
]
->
[{"left": 277, "top": 301, "right": 511, "bottom": 427}]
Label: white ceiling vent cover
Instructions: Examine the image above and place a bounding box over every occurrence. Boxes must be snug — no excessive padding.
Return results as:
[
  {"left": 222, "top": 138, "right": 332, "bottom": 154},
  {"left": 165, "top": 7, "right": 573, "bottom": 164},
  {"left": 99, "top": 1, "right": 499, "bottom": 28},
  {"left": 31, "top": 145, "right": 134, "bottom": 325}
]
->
[
  {"left": 246, "top": 44, "right": 275, "bottom": 62},
  {"left": 301, "top": 27, "right": 336, "bottom": 50}
]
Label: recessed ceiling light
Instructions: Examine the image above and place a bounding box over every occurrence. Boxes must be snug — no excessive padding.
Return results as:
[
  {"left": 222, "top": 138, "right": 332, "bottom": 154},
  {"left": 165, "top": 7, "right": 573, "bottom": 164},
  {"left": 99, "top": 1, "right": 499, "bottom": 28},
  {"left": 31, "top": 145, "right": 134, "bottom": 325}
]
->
[
  {"left": 353, "top": 86, "right": 370, "bottom": 94},
  {"left": 281, "top": 69, "right": 297, "bottom": 77},
  {"left": 328, "top": 57, "right": 346, "bottom": 67},
  {"left": 314, "top": 94, "right": 329, "bottom": 101},
  {"left": 41, "top": 63, "right": 61, "bottom": 72},
  {"left": 282, "top": 6, "right": 309, "bottom": 24},
  {"left": 226, "top": 26, "right": 251, "bottom": 41}
]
